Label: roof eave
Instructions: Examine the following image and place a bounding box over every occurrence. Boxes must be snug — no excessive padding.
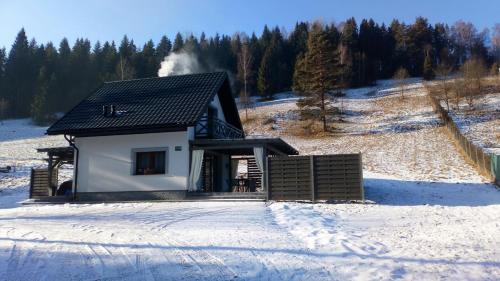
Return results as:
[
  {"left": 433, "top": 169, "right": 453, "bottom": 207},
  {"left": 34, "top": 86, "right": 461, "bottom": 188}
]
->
[{"left": 48, "top": 125, "right": 190, "bottom": 137}]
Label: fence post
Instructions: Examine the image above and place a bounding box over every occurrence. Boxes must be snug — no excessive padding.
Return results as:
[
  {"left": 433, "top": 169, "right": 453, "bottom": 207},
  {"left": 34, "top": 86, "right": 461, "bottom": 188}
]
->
[
  {"left": 359, "top": 153, "right": 365, "bottom": 203},
  {"left": 310, "top": 155, "right": 315, "bottom": 202},
  {"left": 29, "top": 168, "right": 34, "bottom": 199},
  {"left": 492, "top": 154, "right": 500, "bottom": 187},
  {"left": 266, "top": 157, "right": 271, "bottom": 201}
]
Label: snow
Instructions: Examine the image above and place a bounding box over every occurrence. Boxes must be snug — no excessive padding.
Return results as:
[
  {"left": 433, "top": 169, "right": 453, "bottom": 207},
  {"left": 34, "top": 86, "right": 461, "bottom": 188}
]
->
[
  {"left": 243, "top": 79, "right": 486, "bottom": 182},
  {"left": 0, "top": 119, "right": 69, "bottom": 207},
  {"left": 443, "top": 91, "right": 500, "bottom": 155},
  {"left": 270, "top": 173, "right": 500, "bottom": 280},
  {"left": 1, "top": 80, "right": 499, "bottom": 280}
]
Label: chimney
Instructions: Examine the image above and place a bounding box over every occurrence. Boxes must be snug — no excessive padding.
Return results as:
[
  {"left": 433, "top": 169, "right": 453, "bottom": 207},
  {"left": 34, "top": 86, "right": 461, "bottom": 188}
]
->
[{"left": 102, "top": 105, "right": 110, "bottom": 117}]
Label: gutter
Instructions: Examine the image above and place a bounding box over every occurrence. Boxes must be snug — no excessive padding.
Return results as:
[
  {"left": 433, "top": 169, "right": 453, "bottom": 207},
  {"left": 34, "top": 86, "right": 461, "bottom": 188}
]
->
[{"left": 64, "top": 134, "right": 79, "bottom": 201}]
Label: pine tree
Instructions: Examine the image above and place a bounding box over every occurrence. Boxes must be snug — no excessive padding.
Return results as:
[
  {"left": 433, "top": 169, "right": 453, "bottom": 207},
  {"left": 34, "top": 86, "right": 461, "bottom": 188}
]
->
[
  {"left": 260, "top": 25, "right": 272, "bottom": 52},
  {"left": 184, "top": 34, "right": 201, "bottom": 55},
  {"left": 135, "top": 40, "right": 157, "bottom": 78},
  {"left": 55, "top": 38, "right": 72, "bottom": 112},
  {"left": 246, "top": 33, "right": 261, "bottom": 94},
  {"left": 0, "top": 18, "right": 491, "bottom": 120},
  {"left": 31, "top": 66, "right": 52, "bottom": 124},
  {"left": 0, "top": 48, "right": 6, "bottom": 123},
  {"left": 156, "top": 35, "right": 172, "bottom": 62},
  {"left": 42, "top": 42, "right": 59, "bottom": 113},
  {"left": 117, "top": 35, "right": 136, "bottom": 80},
  {"left": 0, "top": 47, "right": 6, "bottom": 96},
  {"left": 257, "top": 30, "right": 286, "bottom": 99},
  {"left": 68, "top": 38, "right": 94, "bottom": 107},
  {"left": 423, "top": 49, "right": 435, "bottom": 80},
  {"left": 100, "top": 41, "right": 118, "bottom": 81},
  {"left": 407, "top": 17, "right": 433, "bottom": 76},
  {"left": 172, "top": 33, "right": 184, "bottom": 52},
  {"left": 257, "top": 45, "right": 273, "bottom": 99},
  {"left": 289, "top": 22, "right": 309, "bottom": 58},
  {"left": 292, "top": 53, "right": 307, "bottom": 92},
  {"left": 295, "top": 23, "right": 342, "bottom": 132},
  {"left": 4, "top": 28, "right": 36, "bottom": 117},
  {"left": 340, "top": 18, "right": 358, "bottom": 86}
]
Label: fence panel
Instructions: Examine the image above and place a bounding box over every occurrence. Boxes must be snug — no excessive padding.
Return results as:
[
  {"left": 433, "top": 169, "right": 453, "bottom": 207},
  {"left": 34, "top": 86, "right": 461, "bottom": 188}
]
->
[
  {"left": 268, "top": 156, "right": 311, "bottom": 200},
  {"left": 268, "top": 154, "right": 364, "bottom": 201},
  {"left": 314, "top": 154, "right": 363, "bottom": 201}
]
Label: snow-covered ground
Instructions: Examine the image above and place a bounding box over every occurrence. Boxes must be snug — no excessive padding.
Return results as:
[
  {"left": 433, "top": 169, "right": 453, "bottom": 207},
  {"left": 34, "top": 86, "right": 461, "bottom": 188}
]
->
[
  {"left": 1, "top": 81, "right": 499, "bottom": 280},
  {"left": 271, "top": 174, "right": 500, "bottom": 280},
  {"left": 443, "top": 91, "right": 500, "bottom": 155},
  {"left": 243, "top": 79, "right": 486, "bottom": 182},
  {"left": 0, "top": 119, "right": 68, "bottom": 207}
]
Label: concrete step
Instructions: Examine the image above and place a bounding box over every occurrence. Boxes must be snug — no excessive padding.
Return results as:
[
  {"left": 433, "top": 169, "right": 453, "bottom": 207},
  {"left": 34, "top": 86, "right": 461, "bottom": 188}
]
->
[{"left": 186, "top": 192, "right": 266, "bottom": 200}]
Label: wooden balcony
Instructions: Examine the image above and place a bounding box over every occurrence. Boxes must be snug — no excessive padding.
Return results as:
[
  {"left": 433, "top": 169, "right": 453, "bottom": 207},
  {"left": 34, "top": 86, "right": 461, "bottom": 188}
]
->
[{"left": 195, "top": 116, "right": 244, "bottom": 139}]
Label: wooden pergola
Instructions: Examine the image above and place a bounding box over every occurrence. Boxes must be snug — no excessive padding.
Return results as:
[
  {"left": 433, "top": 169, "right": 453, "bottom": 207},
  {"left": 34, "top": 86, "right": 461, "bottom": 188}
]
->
[{"left": 36, "top": 146, "right": 74, "bottom": 196}]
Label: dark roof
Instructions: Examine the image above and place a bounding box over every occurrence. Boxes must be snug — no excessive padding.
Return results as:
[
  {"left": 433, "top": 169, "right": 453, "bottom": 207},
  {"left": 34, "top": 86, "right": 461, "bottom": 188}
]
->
[
  {"left": 47, "top": 72, "right": 242, "bottom": 136},
  {"left": 191, "top": 138, "right": 299, "bottom": 156}
]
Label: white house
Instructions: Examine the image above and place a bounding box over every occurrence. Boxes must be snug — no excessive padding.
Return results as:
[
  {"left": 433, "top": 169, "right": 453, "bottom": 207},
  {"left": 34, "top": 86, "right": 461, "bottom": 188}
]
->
[{"left": 40, "top": 72, "right": 297, "bottom": 201}]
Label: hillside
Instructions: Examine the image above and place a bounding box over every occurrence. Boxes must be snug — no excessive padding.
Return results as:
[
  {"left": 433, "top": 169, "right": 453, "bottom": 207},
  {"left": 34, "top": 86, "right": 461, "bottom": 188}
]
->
[{"left": 241, "top": 79, "right": 486, "bottom": 182}]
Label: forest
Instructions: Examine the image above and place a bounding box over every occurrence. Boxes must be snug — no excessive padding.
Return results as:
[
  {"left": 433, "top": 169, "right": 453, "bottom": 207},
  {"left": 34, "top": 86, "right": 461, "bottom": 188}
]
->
[{"left": 0, "top": 17, "right": 499, "bottom": 124}]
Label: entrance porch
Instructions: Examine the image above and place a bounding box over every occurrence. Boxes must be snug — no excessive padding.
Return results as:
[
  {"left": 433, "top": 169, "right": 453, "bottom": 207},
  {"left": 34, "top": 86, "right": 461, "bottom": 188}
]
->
[{"left": 188, "top": 138, "right": 299, "bottom": 197}]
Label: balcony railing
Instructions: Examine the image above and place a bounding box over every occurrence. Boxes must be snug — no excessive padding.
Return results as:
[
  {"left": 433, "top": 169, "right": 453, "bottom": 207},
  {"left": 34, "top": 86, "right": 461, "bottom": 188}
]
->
[{"left": 195, "top": 116, "right": 244, "bottom": 139}]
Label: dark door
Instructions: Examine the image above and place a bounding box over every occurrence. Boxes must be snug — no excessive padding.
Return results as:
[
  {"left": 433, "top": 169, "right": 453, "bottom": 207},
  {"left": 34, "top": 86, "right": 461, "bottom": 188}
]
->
[{"left": 202, "top": 154, "right": 218, "bottom": 192}]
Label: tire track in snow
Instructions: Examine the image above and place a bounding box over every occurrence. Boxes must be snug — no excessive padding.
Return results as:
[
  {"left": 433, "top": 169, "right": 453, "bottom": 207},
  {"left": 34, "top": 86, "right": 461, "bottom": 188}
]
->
[{"left": 128, "top": 206, "right": 240, "bottom": 280}]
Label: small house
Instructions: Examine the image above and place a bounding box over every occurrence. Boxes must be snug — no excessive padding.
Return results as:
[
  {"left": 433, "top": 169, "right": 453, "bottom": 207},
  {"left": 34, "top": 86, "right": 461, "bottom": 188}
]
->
[{"left": 39, "top": 72, "right": 298, "bottom": 201}]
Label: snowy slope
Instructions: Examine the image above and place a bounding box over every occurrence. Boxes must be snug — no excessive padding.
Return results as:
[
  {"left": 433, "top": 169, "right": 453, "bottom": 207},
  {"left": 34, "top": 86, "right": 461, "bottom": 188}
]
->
[
  {"left": 444, "top": 91, "right": 500, "bottom": 155},
  {"left": 243, "top": 79, "right": 486, "bottom": 182}
]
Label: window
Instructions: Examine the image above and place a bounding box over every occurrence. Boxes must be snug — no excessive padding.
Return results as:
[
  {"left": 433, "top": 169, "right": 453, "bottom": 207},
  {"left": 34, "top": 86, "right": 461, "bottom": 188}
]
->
[{"left": 133, "top": 149, "right": 167, "bottom": 175}]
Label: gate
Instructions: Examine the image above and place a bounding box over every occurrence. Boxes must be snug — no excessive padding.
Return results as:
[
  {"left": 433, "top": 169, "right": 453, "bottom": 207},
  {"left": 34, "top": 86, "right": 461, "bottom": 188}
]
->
[{"left": 267, "top": 154, "right": 364, "bottom": 201}]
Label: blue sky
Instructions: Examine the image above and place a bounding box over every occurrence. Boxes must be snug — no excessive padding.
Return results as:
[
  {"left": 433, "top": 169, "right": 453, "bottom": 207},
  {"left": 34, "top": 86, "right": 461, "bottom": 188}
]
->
[{"left": 0, "top": 0, "right": 498, "bottom": 50}]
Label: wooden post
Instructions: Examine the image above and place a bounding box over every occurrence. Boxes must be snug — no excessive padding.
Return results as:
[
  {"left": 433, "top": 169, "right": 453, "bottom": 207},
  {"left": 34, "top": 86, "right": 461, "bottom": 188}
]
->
[
  {"left": 265, "top": 155, "right": 270, "bottom": 201},
  {"left": 310, "top": 155, "right": 315, "bottom": 202},
  {"left": 47, "top": 153, "right": 54, "bottom": 196},
  {"left": 29, "top": 168, "right": 34, "bottom": 199},
  {"left": 359, "top": 152, "right": 365, "bottom": 203}
]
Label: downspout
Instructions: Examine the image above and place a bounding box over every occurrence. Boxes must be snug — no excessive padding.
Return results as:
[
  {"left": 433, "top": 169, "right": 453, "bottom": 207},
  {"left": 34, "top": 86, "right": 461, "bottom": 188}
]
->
[{"left": 64, "top": 134, "right": 79, "bottom": 201}]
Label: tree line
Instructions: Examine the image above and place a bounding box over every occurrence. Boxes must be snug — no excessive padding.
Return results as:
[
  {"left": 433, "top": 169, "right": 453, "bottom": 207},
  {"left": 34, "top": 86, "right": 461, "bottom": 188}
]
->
[{"left": 0, "top": 17, "right": 499, "bottom": 124}]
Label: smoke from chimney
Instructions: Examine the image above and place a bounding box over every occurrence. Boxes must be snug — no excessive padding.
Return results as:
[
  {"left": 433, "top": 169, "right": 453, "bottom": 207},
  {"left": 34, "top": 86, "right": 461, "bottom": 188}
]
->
[{"left": 157, "top": 51, "right": 203, "bottom": 77}]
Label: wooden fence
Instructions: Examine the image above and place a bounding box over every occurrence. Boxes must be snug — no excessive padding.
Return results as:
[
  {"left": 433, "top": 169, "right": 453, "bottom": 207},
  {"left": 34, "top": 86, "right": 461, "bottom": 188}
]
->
[
  {"left": 428, "top": 95, "right": 498, "bottom": 183},
  {"left": 29, "top": 168, "right": 57, "bottom": 198},
  {"left": 267, "top": 154, "right": 364, "bottom": 201}
]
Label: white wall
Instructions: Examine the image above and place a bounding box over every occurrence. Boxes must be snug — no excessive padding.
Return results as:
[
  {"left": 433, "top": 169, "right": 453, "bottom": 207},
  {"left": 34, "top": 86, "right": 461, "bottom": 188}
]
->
[
  {"left": 211, "top": 94, "right": 226, "bottom": 121},
  {"left": 75, "top": 131, "right": 189, "bottom": 193}
]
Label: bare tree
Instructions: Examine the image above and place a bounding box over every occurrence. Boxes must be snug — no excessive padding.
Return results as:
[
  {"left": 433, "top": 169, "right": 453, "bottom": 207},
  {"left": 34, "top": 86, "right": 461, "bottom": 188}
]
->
[
  {"left": 451, "top": 21, "right": 478, "bottom": 62},
  {"left": 393, "top": 67, "right": 410, "bottom": 99},
  {"left": 435, "top": 63, "right": 453, "bottom": 111},
  {"left": 492, "top": 23, "right": 500, "bottom": 63},
  {"left": 237, "top": 42, "right": 254, "bottom": 120},
  {"left": 117, "top": 56, "right": 135, "bottom": 80},
  {"left": 461, "top": 57, "right": 487, "bottom": 108}
]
